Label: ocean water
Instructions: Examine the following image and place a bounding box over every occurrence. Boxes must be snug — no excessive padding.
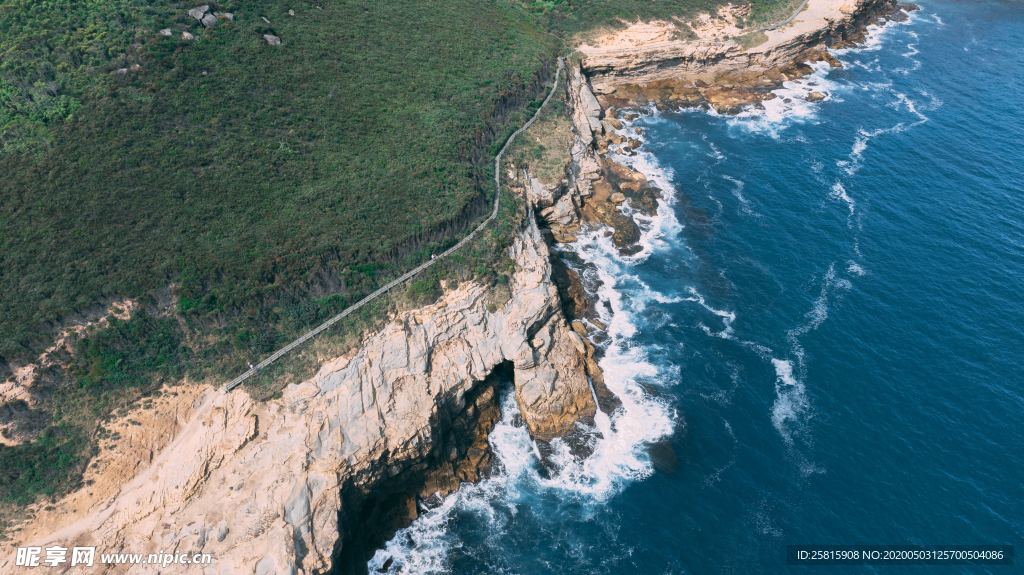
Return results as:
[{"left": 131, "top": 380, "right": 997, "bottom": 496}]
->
[{"left": 369, "top": 2, "right": 1024, "bottom": 573}]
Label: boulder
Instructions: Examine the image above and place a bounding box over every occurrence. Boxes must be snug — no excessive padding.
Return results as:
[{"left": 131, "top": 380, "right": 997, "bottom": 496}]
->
[
  {"left": 609, "top": 192, "right": 626, "bottom": 204},
  {"left": 806, "top": 91, "right": 827, "bottom": 102},
  {"left": 201, "top": 13, "right": 218, "bottom": 27},
  {"left": 158, "top": 28, "right": 172, "bottom": 37},
  {"left": 215, "top": 11, "right": 234, "bottom": 21},
  {"left": 181, "top": 31, "right": 194, "bottom": 41},
  {"left": 263, "top": 34, "right": 281, "bottom": 46},
  {"left": 187, "top": 5, "right": 209, "bottom": 20}
]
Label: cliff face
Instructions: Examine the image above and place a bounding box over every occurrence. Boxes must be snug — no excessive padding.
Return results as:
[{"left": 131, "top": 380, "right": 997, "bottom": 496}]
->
[
  {"left": 578, "top": 0, "right": 904, "bottom": 112},
  {"left": 1, "top": 215, "right": 596, "bottom": 574}
]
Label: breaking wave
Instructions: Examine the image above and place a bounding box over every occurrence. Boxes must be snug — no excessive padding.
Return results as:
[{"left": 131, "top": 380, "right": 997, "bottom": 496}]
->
[{"left": 371, "top": 114, "right": 684, "bottom": 574}]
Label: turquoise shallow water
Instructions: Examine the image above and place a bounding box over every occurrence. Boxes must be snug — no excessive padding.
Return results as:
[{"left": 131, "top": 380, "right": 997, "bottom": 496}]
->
[{"left": 371, "top": 2, "right": 1024, "bottom": 573}]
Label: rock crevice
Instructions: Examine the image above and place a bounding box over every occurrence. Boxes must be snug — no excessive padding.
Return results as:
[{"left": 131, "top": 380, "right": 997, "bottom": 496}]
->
[{"left": 1, "top": 215, "right": 596, "bottom": 574}]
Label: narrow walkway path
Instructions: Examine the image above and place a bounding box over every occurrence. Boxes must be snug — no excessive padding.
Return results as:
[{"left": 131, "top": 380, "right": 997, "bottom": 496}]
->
[
  {"left": 225, "top": 57, "right": 565, "bottom": 391},
  {"left": 770, "top": 0, "right": 811, "bottom": 30}
]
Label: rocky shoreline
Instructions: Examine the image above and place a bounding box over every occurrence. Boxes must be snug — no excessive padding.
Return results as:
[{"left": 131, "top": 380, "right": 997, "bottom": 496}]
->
[
  {"left": 0, "top": 1, "right": 915, "bottom": 573},
  {"left": 1, "top": 211, "right": 599, "bottom": 574},
  {"left": 580, "top": 0, "right": 915, "bottom": 113}
]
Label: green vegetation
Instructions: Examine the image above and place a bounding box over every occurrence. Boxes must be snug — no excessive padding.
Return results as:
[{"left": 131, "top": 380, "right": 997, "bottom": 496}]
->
[
  {"left": 1, "top": 0, "right": 556, "bottom": 369},
  {"left": 518, "top": 0, "right": 737, "bottom": 33},
  {"left": 0, "top": 0, "right": 557, "bottom": 506},
  {"left": 517, "top": 0, "right": 806, "bottom": 34},
  {"left": 0, "top": 0, "right": 179, "bottom": 153},
  {"left": 508, "top": 98, "right": 574, "bottom": 187},
  {"left": 0, "top": 425, "right": 87, "bottom": 505},
  {"left": 746, "top": 0, "right": 806, "bottom": 28},
  {"left": 4, "top": 0, "right": 800, "bottom": 507}
]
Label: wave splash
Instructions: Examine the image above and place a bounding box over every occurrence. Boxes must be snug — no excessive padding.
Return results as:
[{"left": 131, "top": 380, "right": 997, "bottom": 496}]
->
[{"left": 369, "top": 118, "right": 684, "bottom": 574}]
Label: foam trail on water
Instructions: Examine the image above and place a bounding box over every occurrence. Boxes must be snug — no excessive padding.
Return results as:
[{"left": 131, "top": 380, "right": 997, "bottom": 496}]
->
[
  {"left": 704, "top": 419, "right": 738, "bottom": 486},
  {"left": 830, "top": 181, "right": 856, "bottom": 221},
  {"left": 771, "top": 264, "right": 853, "bottom": 448},
  {"left": 722, "top": 175, "right": 757, "bottom": 217},
  {"left": 770, "top": 358, "right": 807, "bottom": 446},
  {"left": 368, "top": 391, "right": 538, "bottom": 574},
  {"left": 685, "top": 287, "right": 737, "bottom": 340},
  {"left": 847, "top": 261, "right": 867, "bottom": 276},
  {"left": 722, "top": 5, "right": 922, "bottom": 139}
]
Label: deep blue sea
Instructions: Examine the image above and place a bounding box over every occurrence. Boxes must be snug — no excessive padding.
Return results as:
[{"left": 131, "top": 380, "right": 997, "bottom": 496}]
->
[{"left": 371, "top": 2, "right": 1024, "bottom": 573}]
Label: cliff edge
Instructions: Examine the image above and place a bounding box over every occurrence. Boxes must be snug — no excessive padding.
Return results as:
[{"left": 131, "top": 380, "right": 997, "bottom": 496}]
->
[{"left": 0, "top": 214, "right": 596, "bottom": 574}]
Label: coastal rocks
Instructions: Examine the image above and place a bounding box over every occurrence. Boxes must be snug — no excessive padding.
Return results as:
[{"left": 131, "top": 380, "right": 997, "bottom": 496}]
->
[
  {"left": 579, "top": 0, "right": 905, "bottom": 113},
  {"left": 532, "top": 62, "right": 652, "bottom": 257},
  {"left": 1, "top": 216, "right": 596, "bottom": 575}
]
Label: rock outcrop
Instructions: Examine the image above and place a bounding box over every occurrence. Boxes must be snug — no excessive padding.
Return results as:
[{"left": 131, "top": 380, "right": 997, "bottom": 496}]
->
[
  {"left": 578, "top": 0, "right": 907, "bottom": 112},
  {"left": 0, "top": 215, "right": 595, "bottom": 574}
]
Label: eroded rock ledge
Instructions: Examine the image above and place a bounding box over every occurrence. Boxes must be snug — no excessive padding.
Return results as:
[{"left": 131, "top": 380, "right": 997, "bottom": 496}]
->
[
  {"left": 579, "top": 0, "right": 912, "bottom": 113},
  {"left": 1, "top": 214, "right": 597, "bottom": 574}
]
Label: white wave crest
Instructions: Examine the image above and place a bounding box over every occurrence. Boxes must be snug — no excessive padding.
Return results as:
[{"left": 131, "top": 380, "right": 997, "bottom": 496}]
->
[
  {"left": 607, "top": 133, "right": 683, "bottom": 262},
  {"left": 725, "top": 61, "right": 840, "bottom": 137},
  {"left": 830, "top": 181, "right": 856, "bottom": 221},
  {"left": 770, "top": 358, "right": 808, "bottom": 445},
  {"left": 371, "top": 117, "right": 685, "bottom": 572},
  {"left": 685, "top": 287, "right": 737, "bottom": 340},
  {"left": 771, "top": 263, "right": 854, "bottom": 446},
  {"left": 722, "top": 174, "right": 758, "bottom": 216}
]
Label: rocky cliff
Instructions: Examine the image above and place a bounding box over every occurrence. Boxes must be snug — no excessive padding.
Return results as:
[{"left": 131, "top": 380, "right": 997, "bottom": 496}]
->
[
  {"left": 0, "top": 214, "right": 597, "bottom": 574},
  {"left": 578, "top": 0, "right": 908, "bottom": 112}
]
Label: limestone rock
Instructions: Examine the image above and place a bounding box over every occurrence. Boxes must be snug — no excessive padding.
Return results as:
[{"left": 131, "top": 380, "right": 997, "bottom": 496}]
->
[
  {"left": 1, "top": 216, "right": 595, "bottom": 575},
  {"left": 577, "top": 0, "right": 900, "bottom": 110},
  {"left": 187, "top": 5, "right": 209, "bottom": 21}
]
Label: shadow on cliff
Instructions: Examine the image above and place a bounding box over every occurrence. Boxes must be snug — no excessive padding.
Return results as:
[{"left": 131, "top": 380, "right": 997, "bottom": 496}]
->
[{"left": 327, "top": 361, "right": 514, "bottom": 575}]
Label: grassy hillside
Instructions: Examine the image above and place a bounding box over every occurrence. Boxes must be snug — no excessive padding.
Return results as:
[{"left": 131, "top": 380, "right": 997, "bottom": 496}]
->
[
  {"left": 520, "top": 0, "right": 804, "bottom": 32},
  {"left": 0, "top": 0, "right": 558, "bottom": 505},
  {"left": 1, "top": 0, "right": 781, "bottom": 506},
  {"left": 1, "top": 1, "right": 556, "bottom": 365}
]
